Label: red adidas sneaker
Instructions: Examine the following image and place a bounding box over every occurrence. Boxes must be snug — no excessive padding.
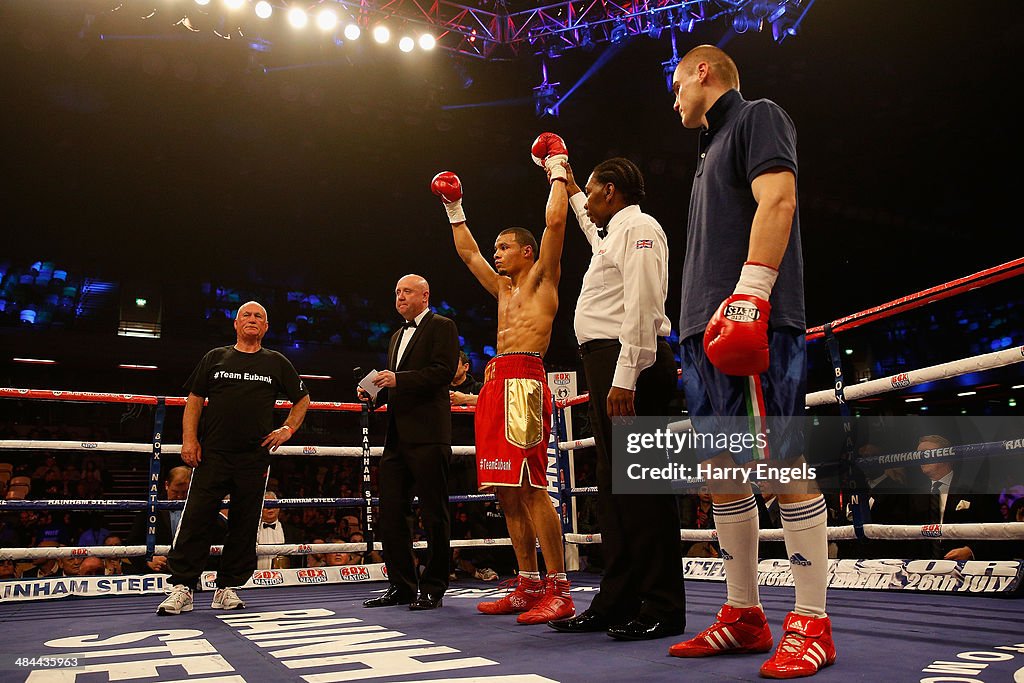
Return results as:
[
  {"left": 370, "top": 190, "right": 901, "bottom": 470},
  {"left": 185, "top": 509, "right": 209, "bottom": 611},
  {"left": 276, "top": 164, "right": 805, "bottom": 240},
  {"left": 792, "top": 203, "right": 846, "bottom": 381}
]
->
[
  {"left": 477, "top": 575, "right": 545, "bottom": 615},
  {"left": 759, "top": 612, "right": 836, "bottom": 679},
  {"left": 517, "top": 574, "right": 575, "bottom": 625},
  {"left": 668, "top": 604, "right": 773, "bottom": 657}
]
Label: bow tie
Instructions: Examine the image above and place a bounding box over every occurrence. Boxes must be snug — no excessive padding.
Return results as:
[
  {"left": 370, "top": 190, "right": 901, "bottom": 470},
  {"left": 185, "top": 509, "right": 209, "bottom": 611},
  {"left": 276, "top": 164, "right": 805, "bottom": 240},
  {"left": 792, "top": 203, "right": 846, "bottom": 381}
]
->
[
  {"left": 402, "top": 319, "right": 417, "bottom": 329},
  {"left": 262, "top": 522, "right": 277, "bottom": 529},
  {"left": 597, "top": 227, "right": 608, "bottom": 239}
]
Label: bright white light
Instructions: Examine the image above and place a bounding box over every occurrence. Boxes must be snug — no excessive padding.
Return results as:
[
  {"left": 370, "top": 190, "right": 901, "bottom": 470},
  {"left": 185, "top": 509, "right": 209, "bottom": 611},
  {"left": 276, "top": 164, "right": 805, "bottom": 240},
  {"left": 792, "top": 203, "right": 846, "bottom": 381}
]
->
[
  {"left": 317, "top": 8, "right": 338, "bottom": 31},
  {"left": 254, "top": 1, "right": 273, "bottom": 19},
  {"left": 399, "top": 36, "right": 414, "bottom": 52},
  {"left": 195, "top": 0, "right": 210, "bottom": 5},
  {"left": 373, "top": 25, "right": 390, "bottom": 43},
  {"left": 119, "top": 364, "right": 158, "bottom": 370},
  {"left": 1013, "top": 384, "right": 1024, "bottom": 390},
  {"left": 224, "top": 0, "right": 245, "bottom": 10},
  {"left": 288, "top": 7, "right": 308, "bottom": 28},
  {"left": 418, "top": 33, "right": 436, "bottom": 50},
  {"left": 904, "top": 397, "right": 923, "bottom": 403},
  {"left": 344, "top": 23, "right": 361, "bottom": 40},
  {"left": 13, "top": 358, "right": 57, "bottom": 365},
  {"left": 957, "top": 391, "right": 977, "bottom": 397}
]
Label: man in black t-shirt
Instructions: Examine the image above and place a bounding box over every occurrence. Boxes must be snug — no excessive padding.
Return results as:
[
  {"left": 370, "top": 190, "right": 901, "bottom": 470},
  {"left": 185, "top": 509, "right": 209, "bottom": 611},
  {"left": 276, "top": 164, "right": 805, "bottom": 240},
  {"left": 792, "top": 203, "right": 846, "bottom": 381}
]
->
[{"left": 157, "top": 301, "right": 310, "bottom": 616}]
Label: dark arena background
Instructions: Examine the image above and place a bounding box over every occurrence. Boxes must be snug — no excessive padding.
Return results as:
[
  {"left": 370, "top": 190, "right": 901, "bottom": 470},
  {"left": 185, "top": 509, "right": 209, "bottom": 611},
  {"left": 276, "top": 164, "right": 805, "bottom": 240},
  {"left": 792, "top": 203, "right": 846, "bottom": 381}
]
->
[{"left": 1, "top": 1, "right": 1023, "bottom": 682}]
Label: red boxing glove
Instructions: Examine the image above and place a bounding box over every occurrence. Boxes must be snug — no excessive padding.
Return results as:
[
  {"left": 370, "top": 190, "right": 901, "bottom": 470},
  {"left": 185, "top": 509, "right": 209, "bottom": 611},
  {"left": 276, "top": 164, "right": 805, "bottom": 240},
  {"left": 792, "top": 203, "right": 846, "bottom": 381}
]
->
[
  {"left": 530, "top": 132, "right": 568, "bottom": 182},
  {"left": 704, "top": 294, "right": 771, "bottom": 376},
  {"left": 430, "top": 171, "right": 466, "bottom": 224}
]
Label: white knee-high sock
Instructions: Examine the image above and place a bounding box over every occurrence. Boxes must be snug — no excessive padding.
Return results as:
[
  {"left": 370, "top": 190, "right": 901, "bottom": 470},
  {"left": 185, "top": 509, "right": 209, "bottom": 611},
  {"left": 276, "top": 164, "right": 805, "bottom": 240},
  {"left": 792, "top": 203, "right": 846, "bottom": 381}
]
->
[
  {"left": 780, "top": 495, "right": 828, "bottom": 617},
  {"left": 713, "top": 496, "right": 760, "bottom": 609}
]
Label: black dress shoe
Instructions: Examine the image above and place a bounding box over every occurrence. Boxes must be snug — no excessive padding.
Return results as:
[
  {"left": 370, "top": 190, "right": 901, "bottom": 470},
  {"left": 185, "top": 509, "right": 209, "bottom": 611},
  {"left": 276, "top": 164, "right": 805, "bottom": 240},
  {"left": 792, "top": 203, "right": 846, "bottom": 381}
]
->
[
  {"left": 409, "top": 593, "right": 443, "bottom": 610},
  {"left": 363, "top": 586, "right": 412, "bottom": 608},
  {"left": 606, "top": 616, "right": 686, "bottom": 641},
  {"left": 547, "top": 609, "right": 611, "bottom": 633}
]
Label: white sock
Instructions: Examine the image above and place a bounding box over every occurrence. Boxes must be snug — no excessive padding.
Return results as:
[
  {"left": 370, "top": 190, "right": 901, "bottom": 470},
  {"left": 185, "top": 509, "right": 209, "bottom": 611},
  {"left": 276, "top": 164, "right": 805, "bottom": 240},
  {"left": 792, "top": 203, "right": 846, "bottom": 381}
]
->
[
  {"left": 520, "top": 571, "right": 541, "bottom": 582},
  {"left": 713, "top": 496, "right": 761, "bottom": 609},
  {"left": 780, "top": 495, "right": 828, "bottom": 617}
]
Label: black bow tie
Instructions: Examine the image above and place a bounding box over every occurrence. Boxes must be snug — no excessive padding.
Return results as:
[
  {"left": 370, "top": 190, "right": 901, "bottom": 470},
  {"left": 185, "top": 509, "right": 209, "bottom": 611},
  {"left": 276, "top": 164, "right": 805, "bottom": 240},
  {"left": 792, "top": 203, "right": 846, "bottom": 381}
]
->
[
  {"left": 402, "top": 319, "right": 417, "bottom": 329},
  {"left": 262, "top": 522, "right": 277, "bottom": 529},
  {"left": 597, "top": 227, "right": 608, "bottom": 239}
]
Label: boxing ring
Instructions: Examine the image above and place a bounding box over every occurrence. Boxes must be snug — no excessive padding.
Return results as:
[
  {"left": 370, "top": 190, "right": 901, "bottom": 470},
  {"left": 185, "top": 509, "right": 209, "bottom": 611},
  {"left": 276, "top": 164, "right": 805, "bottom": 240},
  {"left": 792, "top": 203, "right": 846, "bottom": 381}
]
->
[{"left": 2, "top": 258, "right": 1024, "bottom": 681}]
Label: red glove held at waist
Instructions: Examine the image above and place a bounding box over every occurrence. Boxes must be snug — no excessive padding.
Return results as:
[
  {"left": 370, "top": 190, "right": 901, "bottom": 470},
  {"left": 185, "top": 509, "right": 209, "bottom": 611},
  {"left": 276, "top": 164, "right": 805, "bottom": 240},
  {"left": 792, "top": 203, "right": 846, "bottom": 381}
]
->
[{"left": 703, "top": 262, "right": 778, "bottom": 376}]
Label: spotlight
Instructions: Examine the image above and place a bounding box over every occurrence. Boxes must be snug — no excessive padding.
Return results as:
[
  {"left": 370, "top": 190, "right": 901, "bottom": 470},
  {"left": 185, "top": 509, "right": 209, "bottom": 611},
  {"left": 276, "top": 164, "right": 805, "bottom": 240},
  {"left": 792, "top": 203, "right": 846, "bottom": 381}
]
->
[
  {"left": 223, "top": 0, "right": 244, "bottom": 10},
  {"left": 344, "top": 23, "right": 360, "bottom": 40},
  {"left": 647, "top": 14, "right": 663, "bottom": 39},
  {"left": 254, "top": 1, "right": 272, "bottom": 19},
  {"left": 579, "top": 25, "right": 595, "bottom": 50},
  {"left": 399, "top": 36, "right": 414, "bottom": 52},
  {"left": 418, "top": 33, "right": 436, "bottom": 50},
  {"left": 751, "top": 0, "right": 773, "bottom": 18},
  {"left": 195, "top": 0, "right": 210, "bottom": 5},
  {"left": 771, "top": 5, "right": 801, "bottom": 43},
  {"left": 373, "top": 25, "right": 390, "bottom": 43},
  {"left": 732, "top": 13, "right": 761, "bottom": 33},
  {"left": 316, "top": 8, "right": 338, "bottom": 31},
  {"left": 609, "top": 20, "right": 628, "bottom": 43},
  {"left": 288, "top": 7, "right": 308, "bottom": 29}
]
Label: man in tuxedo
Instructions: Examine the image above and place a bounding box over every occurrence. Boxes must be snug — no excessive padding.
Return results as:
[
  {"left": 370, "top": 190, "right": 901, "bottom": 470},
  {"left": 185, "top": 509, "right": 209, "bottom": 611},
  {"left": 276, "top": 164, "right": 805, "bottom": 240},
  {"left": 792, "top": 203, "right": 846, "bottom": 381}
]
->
[
  {"left": 362, "top": 274, "right": 460, "bottom": 610},
  {"left": 257, "top": 491, "right": 303, "bottom": 569},
  {"left": 917, "top": 435, "right": 1005, "bottom": 560},
  {"left": 127, "top": 466, "right": 192, "bottom": 574}
]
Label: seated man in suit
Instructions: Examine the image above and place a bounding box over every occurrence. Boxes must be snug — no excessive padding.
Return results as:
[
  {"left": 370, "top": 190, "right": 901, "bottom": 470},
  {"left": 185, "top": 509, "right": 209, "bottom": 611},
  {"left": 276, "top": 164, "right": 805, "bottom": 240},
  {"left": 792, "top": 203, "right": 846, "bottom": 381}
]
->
[
  {"left": 917, "top": 434, "right": 1005, "bottom": 561},
  {"left": 127, "top": 466, "right": 192, "bottom": 574},
  {"left": 257, "top": 491, "right": 303, "bottom": 569}
]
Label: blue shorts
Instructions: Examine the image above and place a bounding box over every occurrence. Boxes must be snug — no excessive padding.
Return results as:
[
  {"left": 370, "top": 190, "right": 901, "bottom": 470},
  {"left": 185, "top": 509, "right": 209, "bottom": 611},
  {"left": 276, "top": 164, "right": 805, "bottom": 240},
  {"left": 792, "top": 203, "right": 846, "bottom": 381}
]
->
[{"left": 680, "top": 328, "right": 806, "bottom": 464}]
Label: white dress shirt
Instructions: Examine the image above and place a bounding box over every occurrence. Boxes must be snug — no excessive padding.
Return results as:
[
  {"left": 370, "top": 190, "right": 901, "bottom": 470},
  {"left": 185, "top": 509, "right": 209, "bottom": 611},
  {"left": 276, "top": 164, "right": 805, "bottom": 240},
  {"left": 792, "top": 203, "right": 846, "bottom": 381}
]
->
[
  {"left": 395, "top": 308, "right": 429, "bottom": 368},
  {"left": 931, "top": 471, "right": 954, "bottom": 524},
  {"left": 257, "top": 520, "right": 285, "bottom": 570},
  {"left": 571, "top": 192, "right": 672, "bottom": 390}
]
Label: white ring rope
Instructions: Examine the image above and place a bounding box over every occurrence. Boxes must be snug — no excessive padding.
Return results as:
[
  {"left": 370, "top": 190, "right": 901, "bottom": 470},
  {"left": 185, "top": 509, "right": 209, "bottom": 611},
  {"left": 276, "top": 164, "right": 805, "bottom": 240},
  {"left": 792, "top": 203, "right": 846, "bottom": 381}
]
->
[
  {"left": 566, "top": 523, "right": 1024, "bottom": 545},
  {"left": 0, "top": 441, "right": 476, "bottom": 457},
  {"left": 0, "top": 538, "right": 515, "bottom": 562},
  {"left": 806, "top": 344, "right": 1024, "bottom": 407}
]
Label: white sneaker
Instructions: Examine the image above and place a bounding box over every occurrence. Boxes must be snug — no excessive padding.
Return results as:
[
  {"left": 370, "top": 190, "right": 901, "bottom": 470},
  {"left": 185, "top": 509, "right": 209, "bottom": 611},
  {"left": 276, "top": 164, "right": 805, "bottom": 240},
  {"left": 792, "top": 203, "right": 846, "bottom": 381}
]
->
[
  {"left": 211, "top": 587, "right": 245, "bottom": 610},
  {"left": 157, "top": 585, "right": 193, "bottom": 615}
]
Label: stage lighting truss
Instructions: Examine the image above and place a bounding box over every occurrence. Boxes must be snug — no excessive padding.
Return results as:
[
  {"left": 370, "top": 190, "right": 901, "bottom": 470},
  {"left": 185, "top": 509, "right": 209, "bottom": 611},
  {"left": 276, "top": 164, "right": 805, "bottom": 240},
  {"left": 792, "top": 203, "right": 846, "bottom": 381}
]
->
[{"left": 99, "top": 0, "right": 811, "bottom": 60}]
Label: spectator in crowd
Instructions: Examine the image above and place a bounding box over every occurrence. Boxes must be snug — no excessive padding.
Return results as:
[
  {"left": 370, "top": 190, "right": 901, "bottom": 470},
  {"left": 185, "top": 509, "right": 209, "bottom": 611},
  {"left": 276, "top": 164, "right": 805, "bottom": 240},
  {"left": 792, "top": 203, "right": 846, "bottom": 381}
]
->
[
  {"left": 257, "top": 491, "right": 303, "bottom": 569},
  {"left": 103, "top": 535, "right": 126, "bottom": 575},
  {"left": 450, "top": 351, "right": 484, "bottom": 406},
  {"left": 306, "top": 538, "right": 328, "bottom": 568},
  {"left": 680, "top": 487, "right": 718, "bottom": 558},
  {"left": 917, "top": 434, "right": 1005, "bottom": 560},
  {"left": 34, "top": 512, "right": 73, "bottom": 546},
  {"left": 78, "top": 556, "right": 105, "bottom": 576},
  {"left": 324, "top": 536, "right": 362, "bottom": 566},
  {"left": 21, "top": 541, "right": 64, "bottom": 578},
  {"left": 127, "top": 466, "right": 193, "bottom": 574},
  {"left": 347, "top": 531, "right": 383, "bottom": 564},
  {"left": 0, "top": 558, "right": 17, "bottom": 580},
  {"left": 78, "top": 513, "right": 111, "bottom": 547}
]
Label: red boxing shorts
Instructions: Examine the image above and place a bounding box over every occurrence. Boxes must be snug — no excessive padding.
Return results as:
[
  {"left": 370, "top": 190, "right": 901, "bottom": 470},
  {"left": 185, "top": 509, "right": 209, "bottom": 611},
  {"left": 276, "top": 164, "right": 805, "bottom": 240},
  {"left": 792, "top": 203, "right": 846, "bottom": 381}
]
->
[{"left": 475, "top": 352, "right": 551, "bottom": 490}]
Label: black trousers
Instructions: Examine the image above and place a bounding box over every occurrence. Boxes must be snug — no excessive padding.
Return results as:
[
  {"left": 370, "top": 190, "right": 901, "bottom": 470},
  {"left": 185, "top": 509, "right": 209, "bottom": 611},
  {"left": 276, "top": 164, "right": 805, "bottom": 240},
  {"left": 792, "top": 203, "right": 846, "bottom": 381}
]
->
[
  {"left": 581, "top": 339, "right": 686, "bottom": 623},
  {"left": 378, "top": 427, "right": 451, "bottom": 598},
  {"left": 168, "top": 449, "right": 269, "bottom": 589}
]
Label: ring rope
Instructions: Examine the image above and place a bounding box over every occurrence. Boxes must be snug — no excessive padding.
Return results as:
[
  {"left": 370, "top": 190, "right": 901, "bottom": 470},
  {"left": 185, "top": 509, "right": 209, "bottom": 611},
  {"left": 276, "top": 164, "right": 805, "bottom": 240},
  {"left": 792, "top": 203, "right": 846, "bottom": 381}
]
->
[{"left": 805, "top": 257, "right": 1024, "bottom": 341}]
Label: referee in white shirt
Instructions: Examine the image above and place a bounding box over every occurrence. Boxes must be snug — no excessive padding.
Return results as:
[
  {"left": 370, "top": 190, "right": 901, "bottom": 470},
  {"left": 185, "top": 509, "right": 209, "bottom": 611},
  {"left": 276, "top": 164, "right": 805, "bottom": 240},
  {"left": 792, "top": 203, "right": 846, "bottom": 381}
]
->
[{"left": 549, "top": 158, "right": 686, "bottom": 640}]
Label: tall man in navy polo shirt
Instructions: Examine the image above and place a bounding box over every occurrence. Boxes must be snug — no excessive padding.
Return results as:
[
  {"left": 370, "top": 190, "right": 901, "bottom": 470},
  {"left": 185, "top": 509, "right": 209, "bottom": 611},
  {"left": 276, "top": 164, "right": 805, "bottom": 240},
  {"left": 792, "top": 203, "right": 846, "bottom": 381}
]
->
[{"left": 667, "top": 46, "right": 836, "bottom": 678}]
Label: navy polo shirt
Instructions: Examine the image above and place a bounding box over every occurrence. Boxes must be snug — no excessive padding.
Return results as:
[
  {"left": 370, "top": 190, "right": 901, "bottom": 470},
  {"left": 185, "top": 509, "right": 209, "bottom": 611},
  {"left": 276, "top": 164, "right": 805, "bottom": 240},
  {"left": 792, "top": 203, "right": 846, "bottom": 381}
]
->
[{"left": 679, "top": 88, "right": 805, "bottom": 339}]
